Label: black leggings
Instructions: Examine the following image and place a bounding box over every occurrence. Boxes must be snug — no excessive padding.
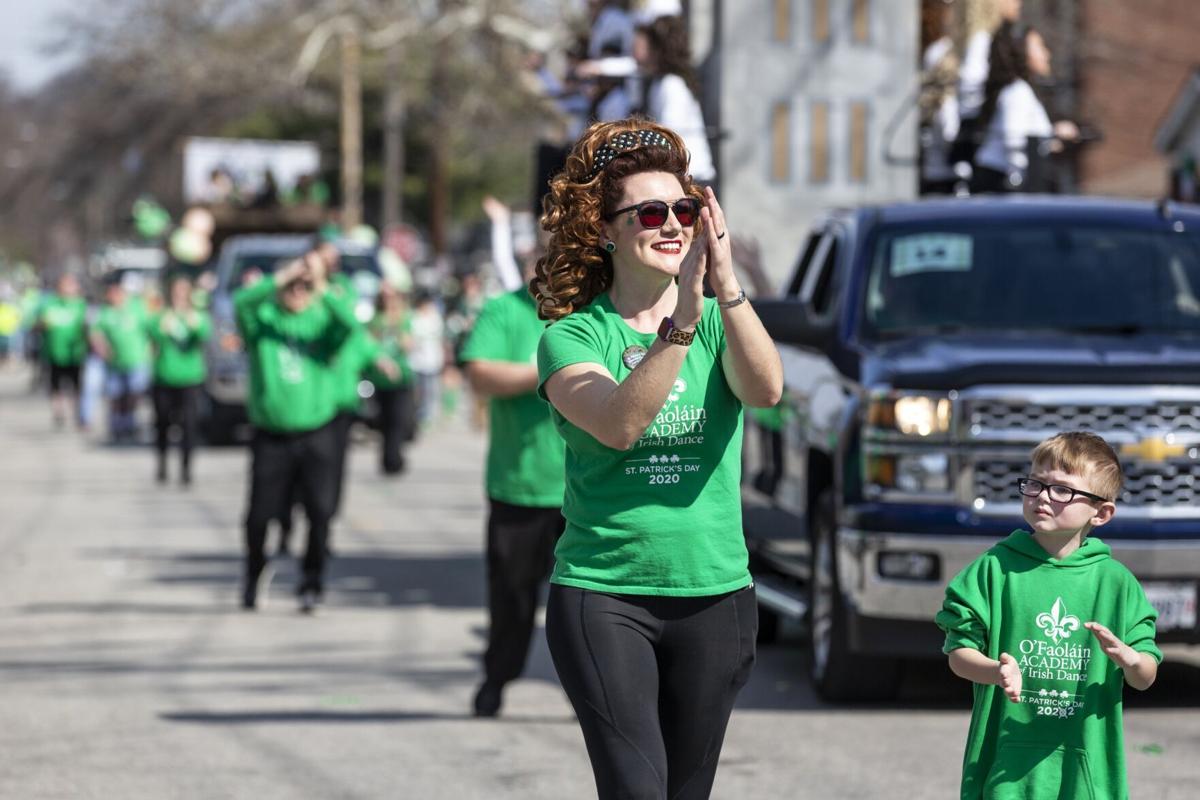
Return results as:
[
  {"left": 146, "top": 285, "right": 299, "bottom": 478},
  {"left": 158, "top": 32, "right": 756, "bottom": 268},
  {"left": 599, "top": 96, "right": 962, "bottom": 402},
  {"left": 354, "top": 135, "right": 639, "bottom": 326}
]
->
[
  {"left": 545, "top": 583, "right": 757, "bottom": 800},
  {"left": 153, "top": 384, "right": 199, "bottom": 469}
]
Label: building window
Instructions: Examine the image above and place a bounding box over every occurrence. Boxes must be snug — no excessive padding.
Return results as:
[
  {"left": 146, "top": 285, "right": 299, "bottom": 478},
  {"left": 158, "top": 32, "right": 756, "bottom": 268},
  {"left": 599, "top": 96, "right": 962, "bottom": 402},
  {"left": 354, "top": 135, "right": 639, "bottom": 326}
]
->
[
  {"left": 771, "top": 102, "right": 791, "bottom": 183},
  {"left": 811, "top": 0, "right": 830, "bottom": 44},
  {"left": 849, "top": 101, "right": 869, "bottom": 183},
  {"left": 810, "top": 101, "right": 830, "bottom": 183},
  {"left": 852, "top": 0, "right": 870, "bottom": 44},
  {"left": 773, "top": 0, "right": 791, "bottom": 42}
]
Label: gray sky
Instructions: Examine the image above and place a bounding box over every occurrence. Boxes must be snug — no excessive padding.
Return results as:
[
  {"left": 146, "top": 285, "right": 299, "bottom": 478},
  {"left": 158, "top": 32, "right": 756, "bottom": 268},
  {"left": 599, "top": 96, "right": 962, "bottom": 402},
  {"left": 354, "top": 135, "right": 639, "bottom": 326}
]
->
[{"left": 0, "top": 0, "right": 80, "bottom": 92}]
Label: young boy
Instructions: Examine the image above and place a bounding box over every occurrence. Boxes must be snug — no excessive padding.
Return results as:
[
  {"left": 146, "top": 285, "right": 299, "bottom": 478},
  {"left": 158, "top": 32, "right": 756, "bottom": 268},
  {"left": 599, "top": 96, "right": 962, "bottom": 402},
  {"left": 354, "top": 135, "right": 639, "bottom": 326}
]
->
[{"left": 936, "top": 431, "right": 1160, "bottom": 799}]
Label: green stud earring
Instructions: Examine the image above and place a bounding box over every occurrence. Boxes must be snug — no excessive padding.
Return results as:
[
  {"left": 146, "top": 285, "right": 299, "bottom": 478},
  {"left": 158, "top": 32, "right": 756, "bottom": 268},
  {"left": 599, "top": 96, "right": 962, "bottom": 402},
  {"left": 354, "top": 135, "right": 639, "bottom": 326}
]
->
[{"left": 604, "top": 241, "right": 616, "bottom": 254}]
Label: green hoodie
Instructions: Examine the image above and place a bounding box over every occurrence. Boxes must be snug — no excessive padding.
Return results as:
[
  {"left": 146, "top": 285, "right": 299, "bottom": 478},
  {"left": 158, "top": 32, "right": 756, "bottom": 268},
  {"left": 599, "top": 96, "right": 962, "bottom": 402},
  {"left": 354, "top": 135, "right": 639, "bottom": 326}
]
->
[
  {"left": 936, "top": 531, "right": 1162, "bottom": 800},
  {"left": 149, "top": 309, "right": 212, "bottom": 387},
  {"left": 234, "top": 275, "right": 354, "bottom": 433}
]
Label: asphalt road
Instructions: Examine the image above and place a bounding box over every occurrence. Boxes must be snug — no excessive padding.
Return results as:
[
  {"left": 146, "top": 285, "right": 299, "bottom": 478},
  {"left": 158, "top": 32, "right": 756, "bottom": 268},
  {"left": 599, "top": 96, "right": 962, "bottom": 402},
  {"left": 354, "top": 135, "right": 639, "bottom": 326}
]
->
[{"left": 2, "top": 365, "right": 1198, "bottom": 799}]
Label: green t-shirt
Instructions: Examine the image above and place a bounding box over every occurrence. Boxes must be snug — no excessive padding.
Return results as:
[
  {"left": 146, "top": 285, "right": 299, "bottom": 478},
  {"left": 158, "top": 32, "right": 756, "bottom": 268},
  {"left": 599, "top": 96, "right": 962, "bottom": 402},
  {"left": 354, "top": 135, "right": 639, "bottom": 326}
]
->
[
  {"left": 936, "top": 531, "right": 1162, "bottom": 800},
  {"left": 94, "top": 302, "right": 151, "bottom": 371},
  {"left": 149, "top": 309, "right": 212, "bottom": 387},
  {"left": 333, "top": 325, "right": 379, "bottom": 413},
  {"left": 234, "top": 276, "right": 353, "bottom": 433},
  {"left": 39, "top": 295, "right": 88, "bottom": 366},
  {"left": 461, "top": 289, "right": 565, "bottom": 508},
  {"left": 367, "top": 313, "right": 413, "bottom": 389},
  {"left": 537, "top": 294, "right": 749, "bottom": 596}
]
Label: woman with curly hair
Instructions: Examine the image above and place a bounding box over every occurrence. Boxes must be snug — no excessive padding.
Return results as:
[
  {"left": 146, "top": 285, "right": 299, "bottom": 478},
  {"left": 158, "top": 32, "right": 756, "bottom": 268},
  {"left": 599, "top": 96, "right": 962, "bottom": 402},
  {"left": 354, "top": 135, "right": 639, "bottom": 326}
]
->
[{"left": 533, "top": 118, "right": 782, "bottom": 798}]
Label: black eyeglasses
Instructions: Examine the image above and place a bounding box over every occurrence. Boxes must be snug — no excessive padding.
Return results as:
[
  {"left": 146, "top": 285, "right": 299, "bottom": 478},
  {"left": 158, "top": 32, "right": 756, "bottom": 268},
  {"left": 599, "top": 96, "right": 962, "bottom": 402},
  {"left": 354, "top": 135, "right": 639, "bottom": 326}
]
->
[
  {"left": 1016, "top": 478, "right": 1110, "bottom": 504},
  {"left": 605, "top": 197, "right": 701, "bottom": 228}
]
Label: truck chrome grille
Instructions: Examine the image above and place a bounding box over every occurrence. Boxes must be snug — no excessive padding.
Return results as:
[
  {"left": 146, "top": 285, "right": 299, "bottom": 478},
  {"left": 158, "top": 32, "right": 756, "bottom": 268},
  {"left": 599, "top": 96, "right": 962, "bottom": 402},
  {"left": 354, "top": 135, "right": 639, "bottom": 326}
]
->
[
  {"left": 968, "top": 400, "right": 1200, "bottom": 436},
  {"left": 972, "top": 458, "right": 1200, "bottom": 508}
]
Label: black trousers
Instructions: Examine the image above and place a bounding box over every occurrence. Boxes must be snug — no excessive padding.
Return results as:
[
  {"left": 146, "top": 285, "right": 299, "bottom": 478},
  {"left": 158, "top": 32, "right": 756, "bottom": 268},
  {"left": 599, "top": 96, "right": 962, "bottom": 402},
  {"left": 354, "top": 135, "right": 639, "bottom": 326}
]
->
[
  {"left": 483, "top": 499, "right": 565, "bottom": 687},
  {"left": 546, "top": 583, "right": 757, "bottom": 800},
  {"left": 153, "top": 384, "right": 199, "bottom": 471},
  {"left": 244, "top": 422, "right": 339, "bottom": 593},
  {"left": 330, "top": 411, "right": 354, "bottom": 517},
  {"left": 377, "top": 386, "right": 414, "bottom": 473}
]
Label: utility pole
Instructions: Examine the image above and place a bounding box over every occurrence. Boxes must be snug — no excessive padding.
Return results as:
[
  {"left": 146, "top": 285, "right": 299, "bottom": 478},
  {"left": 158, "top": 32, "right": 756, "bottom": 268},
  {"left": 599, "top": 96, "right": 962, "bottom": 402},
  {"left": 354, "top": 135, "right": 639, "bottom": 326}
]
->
[
  {"left": 340, "top": 21, "right": 363, "bottom": 229},
  {"left": 382, "top": 43, "right": 405, "bottom": 229}
]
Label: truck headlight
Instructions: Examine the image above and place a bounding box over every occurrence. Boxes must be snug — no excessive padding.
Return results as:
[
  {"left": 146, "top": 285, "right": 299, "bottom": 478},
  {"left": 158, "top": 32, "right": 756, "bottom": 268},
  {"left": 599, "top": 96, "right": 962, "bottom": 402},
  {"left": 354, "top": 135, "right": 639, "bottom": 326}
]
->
[
  {"left": 877, "top": 551, "right": 940, "bottom": 581},
  {"left": 867, "top": 392, "right": 953, "bottom": 437},
  {"left": 865, "top": 452, "right": 950, "bottom": 495}
]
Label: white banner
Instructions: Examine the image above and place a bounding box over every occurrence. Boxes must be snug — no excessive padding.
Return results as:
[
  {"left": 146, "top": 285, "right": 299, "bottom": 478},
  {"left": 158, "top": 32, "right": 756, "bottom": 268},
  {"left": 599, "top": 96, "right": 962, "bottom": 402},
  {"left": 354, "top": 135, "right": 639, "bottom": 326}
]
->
[{"left": 183, "top": 137, "right": 321, "bottom": 204}]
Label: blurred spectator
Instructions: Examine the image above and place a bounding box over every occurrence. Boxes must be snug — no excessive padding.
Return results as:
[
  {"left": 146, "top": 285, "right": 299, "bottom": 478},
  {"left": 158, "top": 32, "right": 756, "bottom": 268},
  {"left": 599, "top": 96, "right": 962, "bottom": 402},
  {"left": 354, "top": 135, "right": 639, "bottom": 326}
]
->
[
  {"left": 203, "top": 167, "right": 237, "bottom": 205},
  {"left": 588, "top": 0, "right": 635, "bottom": 60},
  {"left": 149, "top": 276, "right": 211, "bottom": 485},
  {"left": 959, "top": 0, "right": 1023, "bottom": 122},
  {"left": 37, "top": 274, "right": 88, "bottom": 428},
  {"left": 251, "top": 170, "right": 280, "bottom": 209},
  {"left": 590, "top": 42, "right": 636, "bottom": 123},
  {"left": 973, "top": 22, "right": 1079, "bottom": 193},
  {"left": 369, "top": 285, "right": 415, "bottom": 474},
  {"left": 950, "top": 0, "right": 1023, "bottom": 172},
  {"left": 408, "top": 291, "right": 446, "bottom": 427},
  {"left": 633, "top": 14, "right": 716, "bottom": 183},
  {"left": 482, "top": 196, "right": 525, "bottom": 292},
  {"left": 919, "top": 0, "right": 960, "bottom": 194},
  {"left": 447, "top": 272, "right": 486, "bottom": 362},
  {"left": 90, "top": 280, "right": 152, "bottom": 443},
  {"left": 0, "top": 284, "right": 19, "bottom": 364},
  {"left": 285, "top": 173, "right": 331, "bottom": 207}
]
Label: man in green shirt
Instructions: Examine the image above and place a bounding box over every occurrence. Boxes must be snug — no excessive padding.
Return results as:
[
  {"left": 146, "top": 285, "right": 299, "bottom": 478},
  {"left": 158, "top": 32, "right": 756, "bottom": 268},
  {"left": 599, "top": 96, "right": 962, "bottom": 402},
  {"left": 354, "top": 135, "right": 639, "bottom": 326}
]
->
[
  {"left": 460, "top": 284, "right": 566, "bottom": 717},
  {"left": 235, "top": 252, "right": 354, "bottom": 613},
  {"left": 38, "top": 274, "right": 89, "bottom": 429},
  {"left": 90, "top": 280, "right": 152, "bottom": 442},
  {"left": 148, "top": 276, "right": 212, "bottom": 485}
]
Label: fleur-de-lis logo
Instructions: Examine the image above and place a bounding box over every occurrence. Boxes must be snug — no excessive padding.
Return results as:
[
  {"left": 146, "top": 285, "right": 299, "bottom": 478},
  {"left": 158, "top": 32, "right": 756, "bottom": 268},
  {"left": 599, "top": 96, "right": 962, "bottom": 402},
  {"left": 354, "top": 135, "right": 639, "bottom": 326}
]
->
[{"left": 1036, "top": 597, "right": 1080, "bottom": 643}]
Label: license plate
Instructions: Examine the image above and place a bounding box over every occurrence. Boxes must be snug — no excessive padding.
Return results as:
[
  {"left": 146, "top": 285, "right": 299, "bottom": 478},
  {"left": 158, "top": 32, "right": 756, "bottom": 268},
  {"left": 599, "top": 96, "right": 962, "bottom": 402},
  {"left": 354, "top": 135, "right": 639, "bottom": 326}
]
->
[{"left": 1143, "top": 582, "right": 1198, "bottom": 632}]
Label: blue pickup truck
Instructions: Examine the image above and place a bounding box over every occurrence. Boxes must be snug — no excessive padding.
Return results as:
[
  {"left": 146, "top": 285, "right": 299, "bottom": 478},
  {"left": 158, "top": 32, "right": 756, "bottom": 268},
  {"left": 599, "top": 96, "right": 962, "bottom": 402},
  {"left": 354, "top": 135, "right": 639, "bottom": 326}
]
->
[{"left": 744, "top": 196, "right": 1200, "bottom": 701}]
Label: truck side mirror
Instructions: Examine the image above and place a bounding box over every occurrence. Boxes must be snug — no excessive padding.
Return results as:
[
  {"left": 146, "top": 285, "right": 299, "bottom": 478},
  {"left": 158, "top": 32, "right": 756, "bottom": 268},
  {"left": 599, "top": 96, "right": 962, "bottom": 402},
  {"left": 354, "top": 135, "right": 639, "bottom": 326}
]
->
[{"left": 754, "top": 298, "right": 835, "bottom": 350}]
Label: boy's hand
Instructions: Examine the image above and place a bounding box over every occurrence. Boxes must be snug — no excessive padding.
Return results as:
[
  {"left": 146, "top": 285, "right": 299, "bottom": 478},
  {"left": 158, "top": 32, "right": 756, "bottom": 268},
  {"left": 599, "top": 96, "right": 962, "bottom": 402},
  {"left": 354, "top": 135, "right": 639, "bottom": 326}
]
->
[
  {"left": 1084, "top": 622, "right": 1141, "bottom": 669},
  {"left": 998, "top": 652, "right": 1022, "bottom": 702}
]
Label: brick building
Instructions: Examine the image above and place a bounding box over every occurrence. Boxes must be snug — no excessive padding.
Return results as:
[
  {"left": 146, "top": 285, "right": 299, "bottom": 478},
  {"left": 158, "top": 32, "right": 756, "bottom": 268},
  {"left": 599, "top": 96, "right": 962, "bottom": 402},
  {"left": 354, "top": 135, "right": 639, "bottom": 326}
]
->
[{"left": 1074, "top": 0, "right": 1200, "bottom": 196}]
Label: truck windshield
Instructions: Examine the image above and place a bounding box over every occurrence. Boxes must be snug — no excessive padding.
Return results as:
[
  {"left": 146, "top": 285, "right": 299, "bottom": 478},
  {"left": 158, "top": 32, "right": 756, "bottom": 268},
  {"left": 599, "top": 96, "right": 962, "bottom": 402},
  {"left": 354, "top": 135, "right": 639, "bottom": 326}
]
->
[{"left": 863, "top": 223, "right": 1200, "bottom": 337}]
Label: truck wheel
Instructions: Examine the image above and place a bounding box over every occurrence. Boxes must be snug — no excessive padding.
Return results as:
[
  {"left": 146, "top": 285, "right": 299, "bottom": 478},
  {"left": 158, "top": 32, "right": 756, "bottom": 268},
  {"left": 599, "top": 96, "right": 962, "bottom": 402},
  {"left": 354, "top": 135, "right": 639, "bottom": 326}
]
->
[{"left": 807, "top": 489, "right": 901, "bottom": 702}]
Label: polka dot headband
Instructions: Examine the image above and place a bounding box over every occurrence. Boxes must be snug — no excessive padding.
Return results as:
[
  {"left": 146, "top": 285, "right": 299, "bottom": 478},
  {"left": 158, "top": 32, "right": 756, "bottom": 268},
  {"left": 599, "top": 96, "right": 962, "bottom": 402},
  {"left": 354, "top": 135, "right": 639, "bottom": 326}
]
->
[{"left": 584, "top": 129, "right": 673, "bottom": 182}]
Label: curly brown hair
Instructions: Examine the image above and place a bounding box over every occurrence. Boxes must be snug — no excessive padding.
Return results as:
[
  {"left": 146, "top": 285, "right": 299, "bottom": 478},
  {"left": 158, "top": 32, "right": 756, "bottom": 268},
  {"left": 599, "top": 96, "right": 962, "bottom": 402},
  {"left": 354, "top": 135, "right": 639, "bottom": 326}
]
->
[{"left": 530, "top": 118, "right": 703, "bottom": 321}]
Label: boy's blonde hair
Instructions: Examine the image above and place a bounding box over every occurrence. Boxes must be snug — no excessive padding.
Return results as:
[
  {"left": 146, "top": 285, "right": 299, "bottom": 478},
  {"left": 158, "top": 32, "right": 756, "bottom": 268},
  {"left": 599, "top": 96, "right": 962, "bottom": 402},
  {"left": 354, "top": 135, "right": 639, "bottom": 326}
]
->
[{"left": 1030, "top": 431, "right": 1123, "bottom": 502}]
